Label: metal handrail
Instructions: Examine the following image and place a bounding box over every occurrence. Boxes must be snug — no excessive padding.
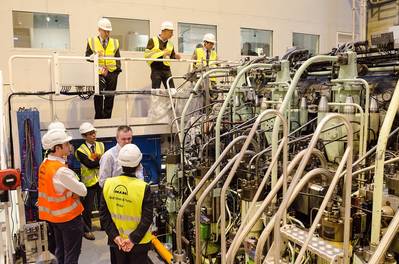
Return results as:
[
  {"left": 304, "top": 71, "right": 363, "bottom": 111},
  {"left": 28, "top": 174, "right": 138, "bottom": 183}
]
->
[
  {"left": 194, "top": 150, "right": 255, "bottom": 263},
  {"left": 270, "top": 55, "right": 338, "bottom": 190},
  {"left": 179, "top": 69, "right": 231, "bottom": 164},
  {"left": 214, "top": 63, "right": 273, "bottom": 175},
  {"left": 219, "top": 109, "right": 288, "bottom": 264},
  {"left": 174, "top": 135, "right": 247, "bottom": 258},
  {"left": 370, "top": 79, "right": 399, "bottom": 251},
  {"left": 257, "top": 168, "right": 332, "bottom": 264},
  {"left": 272, "top": 113, "right": 353, "bottom": 264},
  {"left": 226, "top": 148, "right": 327, "bottom": 263}
]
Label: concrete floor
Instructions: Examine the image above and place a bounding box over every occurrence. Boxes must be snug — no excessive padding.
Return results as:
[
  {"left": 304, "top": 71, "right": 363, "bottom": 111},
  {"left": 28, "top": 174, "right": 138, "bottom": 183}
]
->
[
  {"left": 80, "top": 230, "right": 110, "bottom": 264},
  {"left": 79, "top": 218, "right": 110, "bottom": 264}
]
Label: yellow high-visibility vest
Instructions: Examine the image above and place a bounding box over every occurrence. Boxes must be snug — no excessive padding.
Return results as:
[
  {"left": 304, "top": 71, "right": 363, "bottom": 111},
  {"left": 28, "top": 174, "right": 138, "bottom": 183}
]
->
[
  {"left": 144, "top": 36, "right": 174, "bottom": 67},
  {"left": 88, "top": 37, "right": 119, "bottom": 74},
  {"left": 103, "top": 176, "right": 152, "bottom": 244},
  {"left": 195, "top": 47, "right": 217, "bottom": 67},
  {"left": 75, "top": 142, "right": 105, "bottom": 187}
]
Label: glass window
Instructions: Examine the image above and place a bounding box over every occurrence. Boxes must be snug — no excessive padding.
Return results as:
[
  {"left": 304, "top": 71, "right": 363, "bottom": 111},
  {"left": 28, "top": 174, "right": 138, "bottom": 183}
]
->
[
  {"left": 13, "top": 11, "right": 70, "bottom": 49},
  {"left": 106, "top": 17, "right": 150, "bottom": 52},
  {"left": 240, "top": 28, "right": 273, "bottom": 56},
  {"left": 292, "top": 32, "right": 320, "bottom": 55},
  {"left": 178, "top": 23, "right": 217, "bottom": 54}
]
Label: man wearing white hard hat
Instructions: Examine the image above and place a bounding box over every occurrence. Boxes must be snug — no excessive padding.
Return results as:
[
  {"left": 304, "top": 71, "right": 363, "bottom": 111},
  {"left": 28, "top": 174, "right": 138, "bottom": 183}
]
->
[
  {"left": 144, "top": 21, "right": 181, "bottom": 89},
  {"left": 38, "top": 129, "right": 87, "bottom": 264},
  {"left": 85, "top": 18, "right": 121, "bottom": 119},
  {"left": 75, "top": 122, "right": 105, "bottom": 240},
  {"left": 100, "top": 144, "right": 153, "bottom": 263},
  {"left": 192, "top": 33, "right": 218, "bottom": 68}
]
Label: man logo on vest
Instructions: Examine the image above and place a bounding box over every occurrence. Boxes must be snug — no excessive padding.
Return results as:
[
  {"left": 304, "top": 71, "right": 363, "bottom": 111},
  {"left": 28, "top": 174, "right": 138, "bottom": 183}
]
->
[{"left": 113, "top": 185, "right": 128, "bottom": 195}]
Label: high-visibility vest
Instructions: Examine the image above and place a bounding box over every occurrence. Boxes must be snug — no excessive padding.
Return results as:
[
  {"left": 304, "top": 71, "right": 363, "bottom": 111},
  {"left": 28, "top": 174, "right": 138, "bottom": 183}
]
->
[
  {"left": 38, "top": 159, "right": 84, "bottom": 223},
  {"left": 195, "top": 47, "right": 217, "bottom": 67},
  {"left": 75, "top": 142, "right": 105, "bottom": 187},
  {"left": 103, "top": 176, "right": 152, "bottom": 244},
  {"left": 88, "top": 37, "right": 119, "bottom": 74},
  {"left": 144, "top": 36, "right": 174, "bottom": 67}
]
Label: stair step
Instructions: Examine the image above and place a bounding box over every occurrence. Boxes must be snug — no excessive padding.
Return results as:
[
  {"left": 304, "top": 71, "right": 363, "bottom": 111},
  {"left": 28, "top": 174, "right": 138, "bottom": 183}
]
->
[{"left": 280, "top": 224, "right": 344, "bottom": 263}]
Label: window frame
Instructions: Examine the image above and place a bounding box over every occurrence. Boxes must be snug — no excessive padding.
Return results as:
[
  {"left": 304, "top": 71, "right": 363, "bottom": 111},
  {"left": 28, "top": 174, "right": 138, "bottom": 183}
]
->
[
  {"left": 292, "top": 32, "right": 320, "bottom": 55},
  {"left": 104, "top": 16, "right": 151, "bottom": 52},
  {"left": 240, "top": 27, "right": 273, "bottom": 57},
  {"left": 177, "top": 22, "right": 218, "bottom": 54},
  {"left": 12, "top": 10, "right": 71, "bottom": 51}
]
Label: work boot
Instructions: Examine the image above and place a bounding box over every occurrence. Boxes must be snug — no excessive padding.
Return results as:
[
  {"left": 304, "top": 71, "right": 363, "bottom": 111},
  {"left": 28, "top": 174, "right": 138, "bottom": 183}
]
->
[{"left": 83, "top": 232, "right": 95, "bottom": 240}]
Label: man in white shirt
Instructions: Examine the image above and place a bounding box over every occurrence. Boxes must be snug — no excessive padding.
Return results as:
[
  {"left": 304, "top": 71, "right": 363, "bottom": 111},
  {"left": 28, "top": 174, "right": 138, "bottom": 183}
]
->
[
  {"left": 99, "top": 126, "right": 144, "bottom": 188},
  {"left": 38, "top": 129, "right": 87, "bottom": 264}
]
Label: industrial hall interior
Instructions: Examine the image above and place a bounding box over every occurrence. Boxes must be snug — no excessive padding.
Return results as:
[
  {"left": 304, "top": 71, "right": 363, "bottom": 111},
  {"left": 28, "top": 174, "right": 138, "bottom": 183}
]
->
[{"left": 3, "top": 0, "right": 399, "bottom": 263}]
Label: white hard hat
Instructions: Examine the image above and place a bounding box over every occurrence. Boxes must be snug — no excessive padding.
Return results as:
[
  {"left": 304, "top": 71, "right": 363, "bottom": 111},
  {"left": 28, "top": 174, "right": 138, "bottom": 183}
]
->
[
  {"left": 160, "top": 21, "right": 174, "bottom": 31},
  {"left": 118, "top": 144, "right": 142, "bottom": 168},
  {"left": 79, "top": 122, "right": 96, "bottom": 135},
  {"left": 48, "top": 121, "right": 66, "bottom": 131},
  {"left": 203, "top": 33, "right": 216, "bottom": 44},
  {"left": 42, "top": 129, "right": 72, "bottom": 150},
  {"left": 98, "top": 18, "right": 112, "bottom": 31}
]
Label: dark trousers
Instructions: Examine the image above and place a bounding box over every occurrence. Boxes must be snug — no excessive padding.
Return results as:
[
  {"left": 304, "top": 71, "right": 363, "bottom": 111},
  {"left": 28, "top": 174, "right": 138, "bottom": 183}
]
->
[
  {"left": 50, "top": 215, "right": 84, "bottom": 264},
  {"left": 111, "top": 243, "right": 151, "bottom": 264},
  {"left": 94, "top": 71, "right": 119, "bottom": 119},
  {"left": 82, "top": 183, "right": 101, "bottom": 232},
  {"left": 151, "top": 69, "right": 175, "bottom": 89}
]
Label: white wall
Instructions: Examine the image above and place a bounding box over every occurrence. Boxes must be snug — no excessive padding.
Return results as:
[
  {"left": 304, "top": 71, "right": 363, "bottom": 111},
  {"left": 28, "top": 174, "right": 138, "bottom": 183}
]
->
[{"left": 0, "top": 0, "right": 355, "bottom": 125}]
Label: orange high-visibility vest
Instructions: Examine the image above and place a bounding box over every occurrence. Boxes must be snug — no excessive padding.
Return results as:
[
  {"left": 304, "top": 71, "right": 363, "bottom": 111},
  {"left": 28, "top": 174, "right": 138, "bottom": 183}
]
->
[{"left": 38, "top": 159, "right": 84, "bottom": 223}]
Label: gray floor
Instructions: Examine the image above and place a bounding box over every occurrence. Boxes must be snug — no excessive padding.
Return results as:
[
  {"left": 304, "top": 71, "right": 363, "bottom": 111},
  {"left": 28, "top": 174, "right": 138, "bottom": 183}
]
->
[
  {"left": 80, "top": 230, "right": 110, "bottom": 264},
  {"left": 80, "top": 218, "right": 110, "bottom": 264}
]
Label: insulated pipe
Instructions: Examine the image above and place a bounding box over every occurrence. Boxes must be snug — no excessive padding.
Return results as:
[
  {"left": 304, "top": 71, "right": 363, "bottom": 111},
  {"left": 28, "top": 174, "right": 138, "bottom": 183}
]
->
[
  {"left": 174, "top": 135, "right": 247, "bottom": 257},
  {"left": 370, "top": 79, "right": 399, "bottom": 247},
  {"left": 180, "top": 69, "right": 230, "bottom": 163},
  {"left": 273, "top": 114, "right": 353, "bottom": 264},
  {"left": 219, "top": 109, "right": 288, "bottom": 264},
  {"left": 271, "top": 56, "right": 338, "bottom": 190},
  {"left": 152, "top": 235, "right": 173, "bottom": 264},
  {"left": 215, "top": 63, "right": 273, "bottom": 175},
  {"left": 227, "top": 149, "right": 327, "bottom": 263},
  {"left": 194, "top": 150, "right": 255, "bottom": 264},
  {"left": 256, "top": 168, "right": 333, "bottom": 264}
]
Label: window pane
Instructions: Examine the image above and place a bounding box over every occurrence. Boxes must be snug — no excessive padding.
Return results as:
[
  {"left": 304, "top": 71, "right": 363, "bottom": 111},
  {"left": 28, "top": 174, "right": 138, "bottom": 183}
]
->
[
  {"left": 178, "top": 23, "right": 217, "bottom": 54},
  {"left": 293, "top": 32, "right": 319, "bottom": 55},
  {"left": 13, "top": 11, "right": 70, "bottom": 49},
  {"left": 106, "top": 17, "right": 150, "bottom": 52},
  {"left": 240, "top": 28, "right": 273, "bottom": 56}
]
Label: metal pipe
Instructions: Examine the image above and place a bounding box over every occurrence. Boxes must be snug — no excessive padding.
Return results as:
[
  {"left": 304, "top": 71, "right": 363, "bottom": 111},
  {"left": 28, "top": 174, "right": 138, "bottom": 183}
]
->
[
  {"left": 194, "top": 150, "right": 254, "bottom": 264},
  {"left": 293, "top": 148, "right": 351, "bottom": 264},
  {"left": 215, "top": 63, "right": 273, "bottom": 175},
  {"left": 0, "top": 71, "right": 6, "bottom": 169},
  {"left": 257, "top": 168, "right": 333, "bottom": 264},
  {"left": 174, "top": 135, "right": 247, "bottom": 256},
  {"left": 352, "top": 156, "right": 399, "bottom": 177},
  {"left": 180, "top": 69, "right": 230, "bottom": 164},
  {"left": 219, "top": 109, "right": 288, "bottom": 264},
  {"left": 370, "top": 79, "right": 399, "bottom": 247},
  {"left": 227, "top": 149, "right": 327, "bottom": 263},
  {"left": 271, "top": 55, "right": 338, "bottom": 190},
  {"left": 330, "top": 78, "right": 370, "bottom": 158},
  {"left": 273, "top": 113, "right": 353, "bottom": 263}
]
